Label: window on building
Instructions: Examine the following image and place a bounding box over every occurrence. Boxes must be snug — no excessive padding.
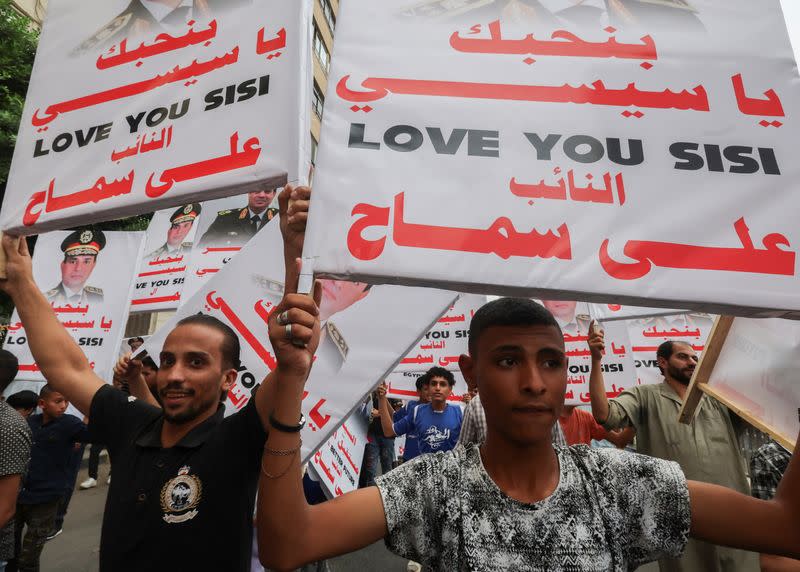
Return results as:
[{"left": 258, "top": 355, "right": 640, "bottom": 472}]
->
[
  {"left": 313, "top": 25, "right": 330, "bottom": 72},
  {"left": 312, "top": 82, "right": 324, "bottom": 119},
  {"left": 320, "top": 0, "right": 336, "bottom": 32}
]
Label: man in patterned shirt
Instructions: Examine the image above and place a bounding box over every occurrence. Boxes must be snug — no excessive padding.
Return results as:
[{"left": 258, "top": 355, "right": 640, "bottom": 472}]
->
[
  {"left": 751, "top": 440, "right": 799, "bottom": 571},
  {"left": 257, "top": 296, "right": 800, "bottom": 571},
  {"left": 0, "top": 350, "right": 32, "bottom": 572}
]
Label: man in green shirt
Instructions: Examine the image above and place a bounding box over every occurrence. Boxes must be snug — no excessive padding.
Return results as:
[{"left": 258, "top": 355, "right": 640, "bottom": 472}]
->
[{"left": 588, "top": 330, "right": 758, "bottom": 572}]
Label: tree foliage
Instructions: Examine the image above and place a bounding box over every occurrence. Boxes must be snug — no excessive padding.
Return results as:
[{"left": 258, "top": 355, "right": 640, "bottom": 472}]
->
[{"left": 0, "top": 0, "right": 39, "bottom": 198}]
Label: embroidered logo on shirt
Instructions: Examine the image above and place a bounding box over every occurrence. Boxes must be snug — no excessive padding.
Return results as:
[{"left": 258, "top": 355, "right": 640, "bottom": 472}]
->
[{"left": 160, "top": 465, "right": 203, "bottom": 524}]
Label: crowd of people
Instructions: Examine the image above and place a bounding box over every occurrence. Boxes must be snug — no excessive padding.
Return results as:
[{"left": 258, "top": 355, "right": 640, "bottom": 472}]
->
[{"left": 0, "top": 185, "right": 797, "bottom": 572}]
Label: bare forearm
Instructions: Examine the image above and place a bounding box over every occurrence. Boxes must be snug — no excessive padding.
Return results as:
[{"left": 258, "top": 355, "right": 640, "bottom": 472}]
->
[
  {"left": 126, "top": 375, "right": 160, "bottom": 408},
  {"left": 257, "top": 369, "right": 313, "bottom": 569},
  {"left": 773, "top": 431, "right": 800, "bottom": 542},
  {"left": 761, "top": 554, "right": 800, "bottom": 572},
  {"left": 378, "top": 396, "right": 396, "bottom": 438},
  {"left": 588, "top": 358, "right": 610, "bottom": 424}
]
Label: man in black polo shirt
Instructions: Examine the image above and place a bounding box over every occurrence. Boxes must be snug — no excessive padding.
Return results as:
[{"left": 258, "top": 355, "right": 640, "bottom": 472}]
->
[{"left": 0, "top": 185, "right": 312, "bottom": 571}]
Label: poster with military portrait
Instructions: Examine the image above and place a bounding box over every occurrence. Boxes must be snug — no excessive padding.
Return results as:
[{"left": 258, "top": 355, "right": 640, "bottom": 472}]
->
[
  {"left": 139, "top": 222, "right": 458, "bottom": 462},
  {"left": 1, "top": 0, "right": 311, "bottom": 234},
  {"left": 3, "top": 229, "right": 145, "bottom": 385},
  {"left": 181, "top": 190, "right": 280, "bottom": 302},
  {"left": 130, "top": 203, "right": 202, "bottom": 312}
]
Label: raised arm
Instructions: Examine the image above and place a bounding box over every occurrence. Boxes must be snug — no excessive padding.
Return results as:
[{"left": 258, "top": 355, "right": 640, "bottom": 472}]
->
[
  {"left": 257, "top": 273, "right": 387, "bottom": 571},
  {"left": 0, "top": 236, "right": 103, "bottom": 414},
  {"left": 688, "top": 430, "right": 800, "bottom": 559},
  {"left": 114, "top": 354, "right": 160, "bottom": 408},
  {"left": 377, "top": 383, "right": 398, "bottom": 438},
  {"left": 586, "top": 324, "right": 610, "bottom": 424}
]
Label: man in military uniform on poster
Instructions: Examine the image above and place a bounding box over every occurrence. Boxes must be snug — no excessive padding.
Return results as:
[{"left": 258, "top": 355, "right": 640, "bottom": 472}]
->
[
  {"left": 540, "top": 299, "right": 592, "bottom": 338},
  {"left": 146, "top": 203, "right": 202, "bottom": 261},
  {"left": 402, "top": 0, "right": 704, "bottom": 33},
  {"left": 46, "top": 229, "right": 106, "bottom": 307},
  {"left": 75, "top": 0, "right": 253, "bottom": 56},
  {"left": 198, "top": 188, "right": 279, "bottom": 248}
]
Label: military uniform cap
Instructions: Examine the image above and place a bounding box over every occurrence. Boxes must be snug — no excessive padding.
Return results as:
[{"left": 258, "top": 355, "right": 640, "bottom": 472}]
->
[
  {"left": 61, "top": 228, "right": 106, "bottom": 256},
  {"left": 171, "top": 203, "right": 202, "bottom": 225}
]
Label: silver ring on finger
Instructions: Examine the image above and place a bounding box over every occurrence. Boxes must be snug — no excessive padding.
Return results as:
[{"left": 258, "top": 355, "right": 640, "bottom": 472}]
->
[{"left": 285, "top": 323, "right": 293, "bottom": 340}]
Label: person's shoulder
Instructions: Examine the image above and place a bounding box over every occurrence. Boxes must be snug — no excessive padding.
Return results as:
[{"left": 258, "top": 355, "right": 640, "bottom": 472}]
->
[{"left": 0, "top": 401, "right": 31, "bottom": 438}]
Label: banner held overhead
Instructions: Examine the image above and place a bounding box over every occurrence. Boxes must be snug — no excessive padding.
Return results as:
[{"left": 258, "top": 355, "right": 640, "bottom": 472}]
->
[{"left": 306, "top": 0, "right": 800, "bottom": 318}]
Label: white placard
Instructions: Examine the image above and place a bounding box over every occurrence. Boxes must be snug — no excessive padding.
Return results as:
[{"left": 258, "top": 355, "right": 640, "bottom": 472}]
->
[
  {"left": 4, "top": 229, "right": 145, "bottom": 390},
  {"left": 306, "top": 0, "right": 800, "bottom": 318},
  {"left": 2, "top": 0, "right": 310, "bottom": 234}
]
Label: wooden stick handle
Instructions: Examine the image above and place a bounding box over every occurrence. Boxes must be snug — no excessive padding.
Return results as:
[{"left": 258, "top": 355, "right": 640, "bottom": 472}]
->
[{"left": 0, "top": 232, "right": 7, "bottom": 280}]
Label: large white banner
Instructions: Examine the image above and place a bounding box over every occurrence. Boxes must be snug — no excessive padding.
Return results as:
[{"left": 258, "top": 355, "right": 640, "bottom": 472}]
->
[
  {"left": 626, "top": 312, "right": 714, "bottom": 386},
  {"left": 2, "top": 0, "right": 310, "bottom": 234},
  {"left": 140, "top": 223, "right": 458, "bottom": 460},
  {"left": 589, "top": 302, "right": 687, "bottom": 322},
  {"left": 181, "top": 192, "right": 280, "bottom": 302},
  {"left": 130, "top": 204, "right": 201, "bottom": 311},
  {"left": 306, "top": 0, "right": 800, "bottom": 318},
  {"left": 395, "top": 293, "right": 486, "bottom": 372},
  {"left": 3, "top": 229, "right": 144, "bottom": 386}
]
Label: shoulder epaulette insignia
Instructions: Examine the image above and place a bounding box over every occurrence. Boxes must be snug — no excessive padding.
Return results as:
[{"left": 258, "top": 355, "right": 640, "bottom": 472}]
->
[
  {"left": 239, "top": 208, "right": 248, "bottom": 220},
  {"left": 217, "top": 209, "right": 232, "bottom": 216},
  {"left": 45, "top": 288, "right": 59, "bottom": 297},
  {"left": 326, "top": 321, "right": 349, "bottom": 360},
  {"left": 85, "top": 286, "right": 104, "bottom": 295},
  {"left": 75, "top": 13, "right": 133, "bottom": 54},
  {"left": 181, "top": 242, "right": 193, "bottom": 248}
]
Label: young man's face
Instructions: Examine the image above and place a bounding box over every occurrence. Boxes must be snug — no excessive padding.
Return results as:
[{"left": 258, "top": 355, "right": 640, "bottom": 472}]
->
[
  {"left": 60, "top": 255, "right": 97, "bottom": 290},
  {"left": 167, "top": 221, "right": 194, "bottom": 247},
  {"left": 659, "top": 343, "right": 698, "bottom": 385},
  {"left": 460, "top": 324, "right": 567, "bottom": 446},
  {"left": 319, "top": 280, "right": 370, "bottom": 322},
  {"left": 39, "top": 392, "right": 68, "bottom": 419},
  {"left": 247, "top": 189, "right": 276, "bottom": 214},
  {"left": 428, "top": 376, "right": 452, "bottom": 407},
  {"left": 157, "top": 324, "right": 236, "bottom": 425}
]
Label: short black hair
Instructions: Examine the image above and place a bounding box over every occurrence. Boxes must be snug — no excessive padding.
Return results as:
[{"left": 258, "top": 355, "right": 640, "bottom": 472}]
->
[
  {"left": 0, "top": 349, "right": 19, "bottom": 394},
  {"left": 141, "top": 356, "right": 158, "bottom": 371},
  {"left": 656, "top": 340, "right": 692, "bottom": 375},
  {"left": 175, "top": 314, "right": 241, "bottom": 370},
  {"left": 468, "top": 298, "right": 561, "bottom": 355},
  {"left": 6, "top": 390, "right": 38, "bottom": 410},
  {"left": 39, "top": 384, "right": 58, "bottom": 399},
  {"left": 424, "top": 366, "right": 456, "bottom": 387},
  {"left": 414, "top": 375, "right": 430, "bottom": 391}
]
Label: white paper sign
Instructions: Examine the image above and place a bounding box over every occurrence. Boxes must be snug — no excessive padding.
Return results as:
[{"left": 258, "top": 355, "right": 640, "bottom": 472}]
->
[
  {"left": 181, "top": 192, "right": 280, "bottom": 302},
  {"left": 2, "top": 0, "right": 310, "bottom": 234},
  {"left": 705, "top": 317, "right": 800, "bottom": 449},
  {"left": 395, "top": 293, "right": 486, "bottom": 372},
  {"left": 306, "top": 0, "right": 800, "bottom": 318},
  {"left": 4, "top": 229, "right": 145, "bottom": 386},
  {"left": 140, "top": 223, "right": 458, "bottom": 460},
  {"left": 310, "top": 409, "right": 368, "bottom": 497},
  {"left": 130, "top": 205, "right": 201, "bottom": 311}
]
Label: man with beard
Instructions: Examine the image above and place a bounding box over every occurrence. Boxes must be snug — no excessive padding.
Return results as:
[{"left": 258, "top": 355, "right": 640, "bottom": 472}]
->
[
  {"left": 0, "top": 184, "right": 311, "bottom": 572},
  {"left": 587, "top": 334, "right": 758, "bottom": 572}
]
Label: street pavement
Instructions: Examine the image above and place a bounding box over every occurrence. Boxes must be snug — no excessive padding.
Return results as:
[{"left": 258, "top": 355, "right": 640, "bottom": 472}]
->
[{"left": 41, "top": 460, "right": 658, "bottom": 572}]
